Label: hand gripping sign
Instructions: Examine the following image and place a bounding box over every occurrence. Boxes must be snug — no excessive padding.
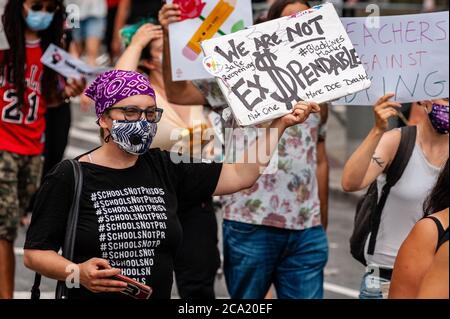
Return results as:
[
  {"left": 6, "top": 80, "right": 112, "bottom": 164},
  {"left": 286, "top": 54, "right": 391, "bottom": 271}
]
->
[{"left": 201, "top": 3, "right": 372, "bottom": 126}]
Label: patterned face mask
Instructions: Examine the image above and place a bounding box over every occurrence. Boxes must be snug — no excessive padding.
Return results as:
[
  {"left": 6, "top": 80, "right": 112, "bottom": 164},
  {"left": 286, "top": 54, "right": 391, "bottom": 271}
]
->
[
  {"left": 109, "top": 120, "right": 158, "bottom": 155},
  {"left": 429, "top": 103, "right": 449, "bottom": 135}
]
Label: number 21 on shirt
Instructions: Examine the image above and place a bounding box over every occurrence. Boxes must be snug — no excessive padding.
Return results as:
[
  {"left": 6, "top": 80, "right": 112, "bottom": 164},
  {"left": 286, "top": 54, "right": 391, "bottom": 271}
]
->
[{"left": 2, "top": 89, "right": 40, "bottom": 124}]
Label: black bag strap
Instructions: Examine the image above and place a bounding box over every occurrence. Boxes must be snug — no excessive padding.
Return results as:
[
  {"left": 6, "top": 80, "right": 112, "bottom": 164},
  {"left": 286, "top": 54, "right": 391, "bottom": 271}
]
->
[
  {"left": 30, "top": 270, "right": 41, "bottom": 300},
  {"left": 367, "top": 126, "right": 417, "bottom": 256},
  {"left": 31, "top": 159, "right": 83, "bottom": 300},
  {"left": 385, "top": 126, "right": 418, "bottom": 187}
]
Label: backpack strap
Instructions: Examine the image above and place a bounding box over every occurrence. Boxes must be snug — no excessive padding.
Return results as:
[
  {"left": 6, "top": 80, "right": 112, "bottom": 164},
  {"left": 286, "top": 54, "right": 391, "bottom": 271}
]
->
[
  {"left": 55, "top": 159, "right": 83, "bottom": 299},
  {"left": 30, "top": 271, "right": 41, "bottom": 300},
  {"left": 31, "top": 159, "right": 83, "bottom": 300},
  {"left": 385, "top": 126, "right": 418, "bottom": 187},
  {"left": 367, "top": 126, "right": 417, "bottom": 256}
]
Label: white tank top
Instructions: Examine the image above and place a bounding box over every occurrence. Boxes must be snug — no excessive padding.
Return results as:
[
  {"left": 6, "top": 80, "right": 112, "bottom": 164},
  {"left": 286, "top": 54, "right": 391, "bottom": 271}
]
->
[{"left": 365, "top": 143, "right": 442, "bottom": 268}]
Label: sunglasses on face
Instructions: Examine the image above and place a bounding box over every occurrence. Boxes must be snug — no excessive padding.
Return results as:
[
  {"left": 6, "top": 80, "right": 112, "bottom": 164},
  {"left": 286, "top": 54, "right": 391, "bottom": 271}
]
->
[
  {"left": 26, "top": 2, "right": 59, "bottom": 13},
  {"left": 108, "top": 106, "right": 164, "bottom": 123}
]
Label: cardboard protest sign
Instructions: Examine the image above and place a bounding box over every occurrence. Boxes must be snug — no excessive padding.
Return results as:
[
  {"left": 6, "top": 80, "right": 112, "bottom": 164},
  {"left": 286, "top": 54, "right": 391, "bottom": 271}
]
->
[
  {"left": 336, "top": 11, "right": 449, "bottom": 105},
  {"left": 201, "top": 3, "right": 371, "bottom": 126},
  {"left": 168, "top": 0, "right": 253, "bottom": 81},
  {"left": 41, "top": 44, "right": 108, "bottom": 83}
]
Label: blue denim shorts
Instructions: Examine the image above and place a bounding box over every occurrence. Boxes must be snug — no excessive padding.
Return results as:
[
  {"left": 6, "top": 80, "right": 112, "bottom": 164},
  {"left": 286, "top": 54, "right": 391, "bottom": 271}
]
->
[{"left": 71, "top": 17, "right": 106, "bottom": 41}]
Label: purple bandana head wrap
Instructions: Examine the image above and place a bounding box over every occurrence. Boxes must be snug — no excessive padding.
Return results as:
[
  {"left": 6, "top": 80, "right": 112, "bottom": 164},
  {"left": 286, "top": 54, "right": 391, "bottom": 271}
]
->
[{"left": 85, "top": 70, "right": 156, "bottom": 118}]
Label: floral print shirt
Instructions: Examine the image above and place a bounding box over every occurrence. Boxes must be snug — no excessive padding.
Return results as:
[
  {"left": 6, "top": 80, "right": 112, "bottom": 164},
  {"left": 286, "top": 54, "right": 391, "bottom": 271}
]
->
[
  {"left": 192, "top": 79, "right": 327, "bottom": 230},
  {"left": 220, "top": 113, "right": 327, "bottom": 230}
]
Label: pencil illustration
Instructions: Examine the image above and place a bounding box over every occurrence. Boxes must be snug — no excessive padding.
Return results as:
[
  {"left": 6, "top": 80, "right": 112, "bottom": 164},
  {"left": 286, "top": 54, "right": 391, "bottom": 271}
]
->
[{"left": 182, "top": 0, "right": 237, "bottom": 61}]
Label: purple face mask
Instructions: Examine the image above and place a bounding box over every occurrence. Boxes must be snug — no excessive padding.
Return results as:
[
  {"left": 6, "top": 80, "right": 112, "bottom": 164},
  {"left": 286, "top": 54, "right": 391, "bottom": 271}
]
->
[{"left": 429, "top": 103, "right": 449, "bottom": 135}]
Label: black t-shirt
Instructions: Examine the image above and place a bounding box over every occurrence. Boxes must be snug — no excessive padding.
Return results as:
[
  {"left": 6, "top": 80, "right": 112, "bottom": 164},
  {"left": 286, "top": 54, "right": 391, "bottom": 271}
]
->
[{"left": 25, "top": 149, "right": 222, "bottom": 299}]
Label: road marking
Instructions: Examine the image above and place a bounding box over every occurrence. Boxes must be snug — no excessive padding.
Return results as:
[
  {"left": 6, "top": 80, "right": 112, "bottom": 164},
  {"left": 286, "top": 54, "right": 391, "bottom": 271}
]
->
[
  {"left": 324, "top": 268, "right": 340, "bottom": 277},
  {"left": 14, "top": 284, "right": 359, "bottom": 299},
  {"left": 329, "top": 242, "right": 339, "bottom": 249},
  {"left": 14, "top": 291, "right": 54, "bottom": 299},
  {"left": 324, "top": 282, "right": 359, "bottom": 299},
  {"left": 70, "top": 127, "right": 100, "bottom": 145}
]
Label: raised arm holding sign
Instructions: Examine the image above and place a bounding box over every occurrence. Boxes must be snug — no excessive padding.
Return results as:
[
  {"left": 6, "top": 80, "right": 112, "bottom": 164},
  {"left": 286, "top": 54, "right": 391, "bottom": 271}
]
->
[{"left": 201, "top": 3, "right": 371, "bottom": 126}]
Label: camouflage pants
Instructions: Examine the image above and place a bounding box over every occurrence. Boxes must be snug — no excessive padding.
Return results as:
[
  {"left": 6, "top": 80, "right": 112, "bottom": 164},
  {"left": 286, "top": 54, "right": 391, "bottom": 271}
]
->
[{"left": 0, "top": 151, "right": 43, "bottom": 242}]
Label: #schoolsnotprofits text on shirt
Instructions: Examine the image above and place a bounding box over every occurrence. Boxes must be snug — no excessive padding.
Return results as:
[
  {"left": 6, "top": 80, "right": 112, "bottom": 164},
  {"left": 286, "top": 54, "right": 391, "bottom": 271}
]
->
[{"left": 25, "top": 149, "right": 222, "bottom": 299}]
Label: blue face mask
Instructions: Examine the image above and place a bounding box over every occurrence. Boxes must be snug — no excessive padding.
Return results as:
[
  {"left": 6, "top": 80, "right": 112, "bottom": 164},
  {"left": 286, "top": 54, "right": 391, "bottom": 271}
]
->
[{"left": 25, "top": 9, "right": 54, "bottom": 31}]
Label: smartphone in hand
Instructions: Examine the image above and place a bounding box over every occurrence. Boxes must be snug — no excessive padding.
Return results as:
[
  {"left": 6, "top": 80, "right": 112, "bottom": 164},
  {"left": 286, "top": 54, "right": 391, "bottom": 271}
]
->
[{"left": 113, "top": 274, "right": 153, "bottom": 299}]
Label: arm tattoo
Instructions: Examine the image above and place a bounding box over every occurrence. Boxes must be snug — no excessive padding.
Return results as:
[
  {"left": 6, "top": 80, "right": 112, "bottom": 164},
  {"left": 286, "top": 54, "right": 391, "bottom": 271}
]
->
[{"left": 372, "top": 156, "right": 385, "bottom": 168}]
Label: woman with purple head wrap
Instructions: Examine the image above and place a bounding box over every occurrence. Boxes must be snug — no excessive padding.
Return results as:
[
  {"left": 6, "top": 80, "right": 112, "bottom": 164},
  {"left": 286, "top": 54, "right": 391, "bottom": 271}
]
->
[
  {"left": 85, "top": 70, "right": 162, "bottom": 155},
  {"left": 24, "top": 69, "right": 321, "bottom": 299}
]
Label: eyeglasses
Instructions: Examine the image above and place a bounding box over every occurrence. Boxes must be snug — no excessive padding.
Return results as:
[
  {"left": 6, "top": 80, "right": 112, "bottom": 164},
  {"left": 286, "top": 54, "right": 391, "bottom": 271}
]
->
[
  {"left": 26, "top": 2, "right": 59, "bottom": 13},
  {"left": 108, "top": 106, "right": 164, "bottom": 123}
]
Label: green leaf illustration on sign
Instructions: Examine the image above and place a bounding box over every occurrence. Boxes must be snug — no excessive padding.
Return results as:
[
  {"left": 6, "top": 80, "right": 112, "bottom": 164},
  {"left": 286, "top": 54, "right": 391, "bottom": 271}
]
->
[{"left": 231, "top": 20, "right": 245, "bottom": 33}]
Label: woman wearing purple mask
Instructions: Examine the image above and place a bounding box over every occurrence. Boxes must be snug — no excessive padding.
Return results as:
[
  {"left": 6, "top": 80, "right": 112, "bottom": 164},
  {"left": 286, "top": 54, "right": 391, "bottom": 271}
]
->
[
  {"left": 342, "top": 95, "right": 448, "bottom": 299},
  {"left": 23, "top": 69, "right": 320, "bottom": 299},
  {"left": 427, "top": 100, "right": 449, "bottom": 135}
]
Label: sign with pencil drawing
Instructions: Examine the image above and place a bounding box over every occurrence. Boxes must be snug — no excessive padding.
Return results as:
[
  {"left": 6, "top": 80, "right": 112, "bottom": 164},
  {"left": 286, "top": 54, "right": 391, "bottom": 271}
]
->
[
  {"left": 201, "top": 3, "right": 371, "bottom": 126},
  {"left": 167, "top": 0, "right": 253, "bottom": 81},
  {"left": 336, "top": 11, "right": 449, "bottom": 105}
]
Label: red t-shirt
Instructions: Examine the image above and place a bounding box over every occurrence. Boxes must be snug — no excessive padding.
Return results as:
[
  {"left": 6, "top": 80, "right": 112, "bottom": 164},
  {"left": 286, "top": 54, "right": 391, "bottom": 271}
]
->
[{"left": 0, "top": 41, "right": 46, "bottom": 156}]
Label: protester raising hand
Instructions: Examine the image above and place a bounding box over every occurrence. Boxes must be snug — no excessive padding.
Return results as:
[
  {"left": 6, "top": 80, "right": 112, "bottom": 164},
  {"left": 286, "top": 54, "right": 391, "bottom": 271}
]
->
[
  {"left": 342, "top": 93, "right": 403, "bottom": 192},
  {"left": 373, "top": 93, "right": 403, "bottom": 133},
  {"left": 115, "top": 24, "right": 163, "bottom": 70},
  {"left": 116, "top": 23, "right": 163, "bottom": 70},
  {"left": 213, "top": 100, "right": 320, "bottom": 195},
  {"left": 279, "top": 101, "right": 321, "bottom": 127},
  {"left": 130, "top": 24, "right": 163, "bottom": 50},
  {"left": 158, "top": 3, "right": 182, "bottom": 30},
  {"left": 342, "top": 94, "right": 448, "bottom": 299}
]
